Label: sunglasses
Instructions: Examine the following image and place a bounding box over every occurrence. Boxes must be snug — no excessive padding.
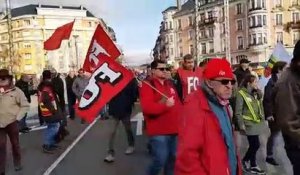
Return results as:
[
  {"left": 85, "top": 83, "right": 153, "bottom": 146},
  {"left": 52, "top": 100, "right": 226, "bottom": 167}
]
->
[
  {"left": 156, "top": 67, "right": 170, "bottom": 71},
  {"left": 213, "top": 79, "right": 236, "bottom": 85}
]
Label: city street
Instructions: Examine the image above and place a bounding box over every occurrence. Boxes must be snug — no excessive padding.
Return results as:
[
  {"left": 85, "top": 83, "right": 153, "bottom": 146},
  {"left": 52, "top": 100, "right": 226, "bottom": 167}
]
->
[{"left": 3, "top": 98, "right": 294, "bottom": 175}]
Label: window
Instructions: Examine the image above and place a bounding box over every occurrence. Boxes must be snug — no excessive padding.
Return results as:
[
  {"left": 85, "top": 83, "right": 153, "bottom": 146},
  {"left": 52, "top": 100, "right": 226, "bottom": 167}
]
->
[
  {"left": 170, "top": 48, "right": 174, "bottom": 56},
  {"left": 24, "top": 43, "right": 31, "bottom": 48},
  {"left": 24, "top": 53, "right": 31, "bottom": 60},
  {"left": 201, "top": 43, "right": 206, "bottom": 54},
  {"left": 293, "top": 12, "right": 300, "bottom": 23},
  {"left": 292, "top": 0, "right": 299, "bottom": 6},
  {"left": 178, "top": 19, "right": 182, "bottom": 29},
  {"left": 276, "top": 14, "right": 283, "bottom": 25},
  {"left": 178, "top": 33, "right": 182, "bottom": 42},
  {"left": 88, "top": 21, "right": 92, "bottom": 27},
  {"left": 222, "top": 23, "right": 226, "bottom": 34},
  {"left": 165, "top": 35, "right": 169, "bottom": 43},
  {"left": 165, "top": 22, "right": 168, "bottom": 30},
  {"left": 275, "top": 0, "right": 282, "bottom": 7},
  {"left": 236, "top": 3, "right": 242, "bottom": 15},
  {"left": 257, "top": 15, "right": 262, "bottom": 26},
  {"left": 200, "top": 13, "right": 205, "bottom": 22},
  {"left": 169, "top": 21, "right": 173, "bottom": 29},
  {"left": 252, "top": 16, "right": 256, "bottom": 26},
  {"left": 253, "top": 34, "right": 257, "bottom": 44},
  {"left": 170, "top": 34, "right": 173, "bottom": 43},
  {"left": 258, "top": 33, "right": 263, "bottom": 44},
  {"left": 179, "top": 46, "right": 183, "bottom": 57},
  {"left": 24, "top": 20, "right": 30, "bottom": 26},
  {"left": 237, "top": 20, "right": 243, "bottom": 30},
  {"left": 207, "top": 11, "right": 213, "bottom": 19},
  {"left": 293, "top": 32, "right": 300, "bottom": 44},
  {"left": 264, "top": 33, "right": 267, "bottom": 43},
  {"left": 24, "top": 65, "right": 32, "bottom": 71},
  {"left": 276, "top": 32, "right": 283, "bottom": 43},
  {"left": 222, "top": 39, "right": 226, "bottom": 51},
  {"left": 238, "top": 36, "right": 243, "bottom": 49},
  {"left": 257, "top": 0, "right": 262, "bottom": 8},
  {"left": 262, "top": 0, "right": 266, "bottom": 8},
  {"left": 200, "top": 30, "right": 206, "bottom": 38},
  {"left": 189, "top": 45, "right": 194, "bottom": 55},
  {"left": 250, "top": 0, "right": 255, "bottom": 9},
  {"left": 263, "top": 15, "right": 267, "bottom": 25},
  {"left": 188, "top": 16, "right": 193, "bottom": 26},
  {"left": 209, "top": 42, "right": 214, "bottom": 53},
  {"left": 189, "top": 30, "right": 193, "bottom": 40},
  {"left": 208, "top": 27, "right": 214, "bottom": 37}
]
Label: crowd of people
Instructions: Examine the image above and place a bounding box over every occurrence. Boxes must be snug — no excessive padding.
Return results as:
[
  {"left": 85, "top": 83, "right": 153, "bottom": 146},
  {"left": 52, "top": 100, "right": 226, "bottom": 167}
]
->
[{"left": 1, "top": 40, "right": 300, "bottom": 175}]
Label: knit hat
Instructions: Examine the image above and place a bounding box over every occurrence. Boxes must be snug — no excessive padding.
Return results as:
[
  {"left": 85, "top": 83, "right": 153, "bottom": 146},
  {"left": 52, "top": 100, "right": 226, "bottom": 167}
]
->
[
  {"left": 203, "top": 58, "right": 234, "bottom": 80},
  {"left": 293, "top": 40, "right": 300, "bottom": 60},
  {"left": 42, "top": 70, "right": 52, "bottom": 80}
]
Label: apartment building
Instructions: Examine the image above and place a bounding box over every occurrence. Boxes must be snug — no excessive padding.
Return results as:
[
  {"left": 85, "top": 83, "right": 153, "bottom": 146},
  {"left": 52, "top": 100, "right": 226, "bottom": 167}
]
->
[
  {"left": 154, "top": 0, "right": 300, "bottom": 66},
  {"left": 0, "top": 4, "right": 115, "bottom": 75}
]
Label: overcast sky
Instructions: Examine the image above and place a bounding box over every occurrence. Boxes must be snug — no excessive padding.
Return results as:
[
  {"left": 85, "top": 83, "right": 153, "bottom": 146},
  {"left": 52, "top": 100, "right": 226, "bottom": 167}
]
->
[{"left": 0, "top": 0, "right": 175, "bottom": 65}]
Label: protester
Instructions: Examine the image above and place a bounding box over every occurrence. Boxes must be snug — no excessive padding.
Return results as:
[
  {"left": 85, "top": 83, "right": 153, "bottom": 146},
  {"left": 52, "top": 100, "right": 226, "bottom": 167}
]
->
[
  {"left": 0, "top": 69, "right": 29, "bottom": 174},
  {"left": 38, "top": 70, "right": 63, "bottom": 153},
  {"left": 263, "top": 61, "right": 287, "bottom": 166},
  {"left": 174, "top": 54, "right": 203, "bottom": 103},
  {"left": 72, "top": 68, "right": 90, "bottom": 123},
  {"left": 15, "top": 74, "right": 33, "bottom": 133},
  {"left": 140, "top": 60, "right": 180, "bottom": 175},
  {"left": 104, "top": 79, "right": 138, "bottom": 163},
  {"left": 274, "top": 40, "right": 300, "bottom": 175},
  {"left": 65, "top": 70, "right": 77, "bottom": 120},
  {"left": 234, "top": 58, "right": 251, "bottom": 86},
  {"left": 198, "top": 58, "right": 209, "bottom": 68},
  {"left": 175, "top": 58, "right": 241, "bottom": 175},
  {"left": 235, "top": 74, "right": 266, "bottom": 174}
]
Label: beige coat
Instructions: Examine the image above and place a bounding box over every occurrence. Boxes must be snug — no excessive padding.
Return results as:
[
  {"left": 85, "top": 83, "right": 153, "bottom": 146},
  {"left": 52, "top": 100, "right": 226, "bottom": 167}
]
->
[{"left": 0, "top": 87, "right": 30, "bottom": 128}]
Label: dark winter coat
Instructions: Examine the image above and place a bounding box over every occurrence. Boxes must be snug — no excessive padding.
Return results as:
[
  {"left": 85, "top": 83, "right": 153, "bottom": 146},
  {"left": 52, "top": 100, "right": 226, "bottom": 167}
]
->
[
  {"left": 108, "top": 79, "right": 138, "bottom": 119},
  {"left": 65, "top": 75, "right": 76, "bottom": 100},
  {"left": 15, "top": 79, "right": 31, "bottom": 103},
  {"left": 52, "top": 75, "right": 65, "bottom": 112},
  {"left": 263, "top": 74, "right": 280, "bottom": 132},
  {"left": 234, "top": 67, "right": 251, "bottom": 86}
]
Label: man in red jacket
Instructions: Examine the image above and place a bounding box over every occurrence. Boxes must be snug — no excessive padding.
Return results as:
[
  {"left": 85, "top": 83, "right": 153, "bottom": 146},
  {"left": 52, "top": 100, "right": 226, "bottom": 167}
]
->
[
  {"left": 175, "top": 58, "right": 242, "bottom": 175},
  {"left": 140, "top": 60, "right": 180, "bottom": 175},
  {"left": 174, "top": 54, "right": 203, "bottom": 103}
]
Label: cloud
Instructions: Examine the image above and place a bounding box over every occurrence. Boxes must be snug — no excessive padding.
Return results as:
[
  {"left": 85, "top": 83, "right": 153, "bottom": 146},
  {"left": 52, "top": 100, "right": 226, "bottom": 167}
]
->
[{"left": 123, "top": 50, "right": 152, "bottom": 66}]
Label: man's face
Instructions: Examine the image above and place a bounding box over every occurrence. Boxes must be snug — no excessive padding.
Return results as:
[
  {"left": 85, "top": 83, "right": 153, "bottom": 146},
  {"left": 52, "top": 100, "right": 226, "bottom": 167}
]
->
[
  {"left": 0, "top": 77, "right": 10, "bottom": 86},
  {"left": 241, "top": 63, "right": 249, "bottom": 70},
  {"left": 152, "top": 63, "right": 168, "bottom": 79},
  {"left": 206, "top": 77, "right": 236, "bottom": 100},
  {"left": 184, "top": 59, "right": 195, "bottom": 70},
  {"left": 22, "top": 75, "right": 30, "bottom": 82},
  {"left": 69, "top": 71, "right": 75, "bottom": 77}
]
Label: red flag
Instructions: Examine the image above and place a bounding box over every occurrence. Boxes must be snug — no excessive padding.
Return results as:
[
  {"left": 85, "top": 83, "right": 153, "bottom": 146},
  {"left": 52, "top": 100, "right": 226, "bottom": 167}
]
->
[
  {"left": 44, "top": 21, "right": 74, "bottom": 50},
  {"left": 82, "top": 24, "right": 121, "bottom": 72},
  {"left": 75, "top": 56, "right": 134, "bottom": 123}
]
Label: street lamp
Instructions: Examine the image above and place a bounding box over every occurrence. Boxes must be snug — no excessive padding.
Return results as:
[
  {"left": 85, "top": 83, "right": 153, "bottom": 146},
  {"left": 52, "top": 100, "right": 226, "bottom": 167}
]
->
[{"left": 73, "top": 35, "right": 79, "bottom": 70}]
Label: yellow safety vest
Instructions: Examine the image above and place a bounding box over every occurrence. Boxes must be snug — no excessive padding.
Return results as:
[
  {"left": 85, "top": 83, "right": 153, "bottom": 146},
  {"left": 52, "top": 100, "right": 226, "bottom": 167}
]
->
[{"left": 238, "top": 90, "right": 262, "bottom": 123}]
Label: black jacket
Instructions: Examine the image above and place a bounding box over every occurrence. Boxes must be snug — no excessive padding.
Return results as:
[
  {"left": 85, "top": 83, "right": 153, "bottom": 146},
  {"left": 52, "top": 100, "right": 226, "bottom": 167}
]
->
[
  {"left": 38, "top": 80, "right": 62, "bottom": 123},
  {"left": 234, "top": 67, "right": 251, "bottom": 86},
  {"left": 15, "top": 79, "right": 31, "bottom": 103},
  {"left": 52, "top": 75, "right": 65, "bottom": 111},
  {"left": 65, "top": 75, "right": 76, "bottom": 99},
  {"left": 108, "top": 79, "right": 138, "bottom": 119}
]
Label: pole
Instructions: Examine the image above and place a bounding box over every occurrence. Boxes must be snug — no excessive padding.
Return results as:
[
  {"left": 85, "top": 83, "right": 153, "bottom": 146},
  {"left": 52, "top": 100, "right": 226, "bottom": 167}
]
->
[
  {"left": 224, "top": 0, "right": 231, "bottom": 62},
  {"left": 195, "top": 0, "right": 200, "bottom": 64},
  {"left": 6, "top": 0, "right": 13, "bottom": 73}
]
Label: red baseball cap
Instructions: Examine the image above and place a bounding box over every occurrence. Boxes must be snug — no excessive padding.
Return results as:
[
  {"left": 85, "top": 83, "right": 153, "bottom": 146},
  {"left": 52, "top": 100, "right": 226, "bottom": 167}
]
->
[{"left": 203, "top": 58, "right": 234, "bottom": 80}]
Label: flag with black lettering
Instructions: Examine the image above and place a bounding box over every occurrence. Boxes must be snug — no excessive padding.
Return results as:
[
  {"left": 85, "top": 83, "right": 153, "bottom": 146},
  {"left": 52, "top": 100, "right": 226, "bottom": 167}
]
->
[
  {"left": 82, "top": 24, "right": 121, "bottom": 72},
  {"left": 75, "top": 56, "right": 134, "bottom": 123}
]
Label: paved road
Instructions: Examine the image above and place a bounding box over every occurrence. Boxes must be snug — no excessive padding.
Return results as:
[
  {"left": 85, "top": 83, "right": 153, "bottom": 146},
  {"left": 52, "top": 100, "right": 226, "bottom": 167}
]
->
[{"left": 4, "top": 99, "right": 294, "bottom": 175}]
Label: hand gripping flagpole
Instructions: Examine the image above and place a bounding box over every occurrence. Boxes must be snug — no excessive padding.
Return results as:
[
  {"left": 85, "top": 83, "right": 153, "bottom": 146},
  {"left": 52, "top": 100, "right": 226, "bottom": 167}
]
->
[{"left": 135, "top": 76, "right": 169, "bottom": 99}]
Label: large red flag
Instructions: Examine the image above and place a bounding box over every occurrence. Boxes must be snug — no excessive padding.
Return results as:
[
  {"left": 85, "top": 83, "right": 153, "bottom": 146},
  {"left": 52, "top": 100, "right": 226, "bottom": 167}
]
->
[
  {"left": 82, "top": 24, "right": 121, "bottom": 72},
  {"left": 75, "top": 56, "right": 134, "bottom": 123},
  {"left": 44, "top": 21, "right": 74, "bottom": 50}
]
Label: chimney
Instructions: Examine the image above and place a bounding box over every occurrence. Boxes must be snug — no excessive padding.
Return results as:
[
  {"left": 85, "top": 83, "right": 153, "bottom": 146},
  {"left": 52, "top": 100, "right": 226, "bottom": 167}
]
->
[{"left": 177, "top": 0, "right": 182, "bottom": 10}]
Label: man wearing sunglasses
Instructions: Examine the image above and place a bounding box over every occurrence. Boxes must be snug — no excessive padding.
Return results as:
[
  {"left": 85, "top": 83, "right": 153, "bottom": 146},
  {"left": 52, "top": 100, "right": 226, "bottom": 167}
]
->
[
  {"left": 139, "top": 60, "right": 180, "bottom": 175},
  {"left": 174, "top": 54, "right": 203, "bottom": 103},
  {"left": 176, "top": 58, "right": 242, "bottom": 175}
]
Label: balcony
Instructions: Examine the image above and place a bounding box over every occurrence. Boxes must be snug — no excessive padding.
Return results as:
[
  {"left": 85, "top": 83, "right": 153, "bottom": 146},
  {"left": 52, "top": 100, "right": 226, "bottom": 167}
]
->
[
  {"left": 284, "top": 21, "right": 300, "bottom": 32},
  {"left": 272, "top": 4, "right": 285, "bottom": 12},
  {"left": 248, "top": 42, "right": 267, "bottom": 51},
  {"left": 249, "top": 7, "right": 266, "bottom": 12},
  {"left": 238, "top": 45, "right": 244, "bottom": 50},
  {"left": 249, "top": 24, "right": 263, "bottom": 29},
  {"left": 198, "top": 17, "right": 217, "bottom": 27}
]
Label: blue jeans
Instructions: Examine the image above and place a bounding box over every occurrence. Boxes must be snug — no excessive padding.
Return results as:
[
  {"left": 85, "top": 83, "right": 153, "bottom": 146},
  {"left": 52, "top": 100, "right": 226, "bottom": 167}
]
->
[
  {"left": 44, "top": 122, "right": 60, "bottom": 146},
  {"left": 147, "top": 135, "right": 177, "bottom": 175},
  {"left": 19, "top": 113, "right": 28, "bottom": 129}
]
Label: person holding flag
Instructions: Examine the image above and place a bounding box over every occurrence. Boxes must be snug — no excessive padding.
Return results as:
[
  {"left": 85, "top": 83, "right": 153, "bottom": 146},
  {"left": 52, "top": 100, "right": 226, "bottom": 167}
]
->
[{"left": 139, "top": 60, "right": 180, "bottom": 175}]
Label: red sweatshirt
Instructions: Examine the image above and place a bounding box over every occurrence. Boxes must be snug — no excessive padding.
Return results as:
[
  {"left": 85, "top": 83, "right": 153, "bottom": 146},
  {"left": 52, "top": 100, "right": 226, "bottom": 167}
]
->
[{"left": 139, "top": 78, "right": 181, "bottom": 136}]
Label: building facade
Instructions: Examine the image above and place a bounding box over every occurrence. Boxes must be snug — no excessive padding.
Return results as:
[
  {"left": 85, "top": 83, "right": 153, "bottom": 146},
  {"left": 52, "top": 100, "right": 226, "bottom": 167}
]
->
[
  {"left": 0, "top": 4, "right": 115, "bottom": 75},
  {"left": 154, "top": 0, "right": 300, "bottom": 66}
]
